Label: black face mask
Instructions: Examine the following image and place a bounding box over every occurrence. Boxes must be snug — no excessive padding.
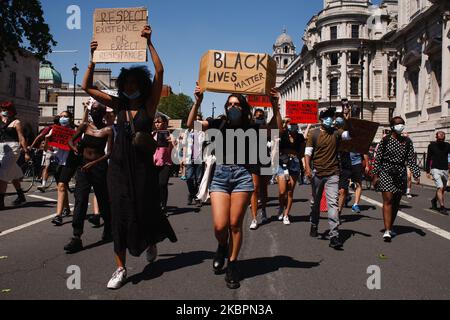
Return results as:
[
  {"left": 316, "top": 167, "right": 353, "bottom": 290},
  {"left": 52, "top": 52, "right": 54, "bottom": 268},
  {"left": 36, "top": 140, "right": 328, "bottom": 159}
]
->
[{"left": 90, "top": 111, "right": 105, "bottom": 126}]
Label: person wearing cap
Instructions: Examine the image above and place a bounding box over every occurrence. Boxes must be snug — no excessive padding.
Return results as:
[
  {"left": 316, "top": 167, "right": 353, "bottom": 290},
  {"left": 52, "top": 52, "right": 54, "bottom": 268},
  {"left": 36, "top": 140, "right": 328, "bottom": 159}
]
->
[
  {"left": 0, "top": 101, "right": 30, "bottom": 209},
  {"left": 304, "top": 108, "right": 352, "bottom": 249}
]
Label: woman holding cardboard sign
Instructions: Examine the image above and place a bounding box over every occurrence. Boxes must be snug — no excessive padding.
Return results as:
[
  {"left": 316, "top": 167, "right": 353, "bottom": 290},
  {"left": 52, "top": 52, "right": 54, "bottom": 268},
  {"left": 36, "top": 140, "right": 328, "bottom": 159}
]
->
[
  {"left": 187, "top": 83, "right": 282, "bottom": 289},
  {"left": 82, "top": 24, "right": 177, "bottom": 290}
]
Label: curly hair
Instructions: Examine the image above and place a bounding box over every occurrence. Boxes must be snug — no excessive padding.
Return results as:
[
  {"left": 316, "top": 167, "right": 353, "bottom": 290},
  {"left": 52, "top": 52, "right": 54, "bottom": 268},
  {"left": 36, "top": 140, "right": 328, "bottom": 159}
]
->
[
  {"left": 0, "top": 101, "right": 17, "bottom": 116},
  {"left": 116, "top": 66, "right": 153, "bottom": 101},
  {"left": 223, "top": 94, "right": 252, "bottom": 127}
]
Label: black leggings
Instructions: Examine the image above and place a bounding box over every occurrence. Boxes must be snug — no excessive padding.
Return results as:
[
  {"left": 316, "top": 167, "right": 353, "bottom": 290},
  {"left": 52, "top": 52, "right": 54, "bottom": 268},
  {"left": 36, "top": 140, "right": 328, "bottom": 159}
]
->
[
  {"left": 72, "top": 161, "right": 111, "bottom": 237},
  {"left": 157, "top": 165, "right": 171, "bottom": 208}
]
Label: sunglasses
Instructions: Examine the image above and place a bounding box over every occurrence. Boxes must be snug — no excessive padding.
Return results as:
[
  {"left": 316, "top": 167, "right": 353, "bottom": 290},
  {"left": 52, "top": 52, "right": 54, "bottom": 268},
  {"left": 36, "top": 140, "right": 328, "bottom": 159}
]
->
[{"left": 226, "top": 102, "right": 241, "bottom": 108}]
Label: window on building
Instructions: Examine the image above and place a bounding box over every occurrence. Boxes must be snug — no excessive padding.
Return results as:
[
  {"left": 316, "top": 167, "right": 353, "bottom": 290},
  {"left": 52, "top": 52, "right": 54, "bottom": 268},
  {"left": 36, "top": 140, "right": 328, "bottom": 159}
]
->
[
  {"left": 330, "top": 52, "right": 339, "bottom": 65},
  {"left": 409, "top": 70, "right": 419, "bottom": 109},
  {"left": 284, "top": 46, "right": 289, "bottom": 54},
  {"left": 52, "top": 108, "right": 58, "bottom": 116},
  {"left": 330, "top": 77, "right": 339, "bottom": 96},
  {"left": 67, "top": 106, "right": 74, "bottom": 115},
  {"left": 25, "top": 77, "right": 31, "bottom": 100},
  {"left": 39, "top": 108, "right": 43, "bottom": 117},
  {"left": 330, "top": 26, "right": 337, "bottom": 40},
  {"left": 350, "top": 51, "right": 360, "bottom": 65},
  {"left": 284, "top": 59, "right": 289, "bottom": 67},
  {"left": 351, "top": 25, "right": 359, "bottom": 39},
  {"left": 9, "top": 72, "right": 16, "bottom": 97},
  {"left": 350, "top": 77, "right": 360, "bottom": 95},
  {"left": 388, "top": 76, "right": 397, "bottom": 97}
]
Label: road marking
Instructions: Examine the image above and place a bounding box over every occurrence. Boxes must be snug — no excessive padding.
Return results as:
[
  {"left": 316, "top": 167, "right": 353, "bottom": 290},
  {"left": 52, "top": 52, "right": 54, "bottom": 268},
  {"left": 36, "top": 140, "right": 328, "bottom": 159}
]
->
[
  {"left": 0, "top": 195, "right": 75, "bottom": 237},
  {"left": 361, "top": 195, "right": 450, "bottom": 241},
  {"left": 401, "top": 200, "right": 409, "bottom": 204}
]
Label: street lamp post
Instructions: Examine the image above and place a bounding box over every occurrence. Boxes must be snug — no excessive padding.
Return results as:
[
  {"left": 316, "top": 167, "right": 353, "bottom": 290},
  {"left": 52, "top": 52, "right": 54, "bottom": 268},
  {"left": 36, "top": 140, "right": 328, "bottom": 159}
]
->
[
  {"left": 212, "top": 102, "right": 216, "bottom": 118},
  {"left": 359, "top": 42, "right": 365, "bottom": 120},
  {"left": 72, "top": 63, "right": 79, "bottom": 118}
]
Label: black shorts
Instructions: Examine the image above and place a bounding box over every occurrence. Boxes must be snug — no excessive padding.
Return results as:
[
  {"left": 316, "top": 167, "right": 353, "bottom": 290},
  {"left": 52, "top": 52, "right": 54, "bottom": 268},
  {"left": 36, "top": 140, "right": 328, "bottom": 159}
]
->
[
  {"left": 55, "top": 165, "right": 77, "bottom": 184},
  {"left": 339, "top": 164, "right": 363, "bottom": 190}
]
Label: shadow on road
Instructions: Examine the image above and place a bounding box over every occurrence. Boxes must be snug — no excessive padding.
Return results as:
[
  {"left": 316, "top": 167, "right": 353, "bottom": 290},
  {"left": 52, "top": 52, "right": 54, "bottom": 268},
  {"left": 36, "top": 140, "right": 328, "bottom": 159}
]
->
[
  {"left": 166, "top": 206, "right": 201, "bottom": 216},
  {"left": 127, "top": 250, "right": 215, "bottom": 285},
  {"left": 340, "top": 214, "right": 381, "bottom": 223},
  {"left": 0, "top": 201, "right": 55, "bottom": 213},
  {"left": 379, "top": 225, "right": 426, "bottom": 237},
  {"left": 239, "top": 256, "right": 321, "bottom": 280}
]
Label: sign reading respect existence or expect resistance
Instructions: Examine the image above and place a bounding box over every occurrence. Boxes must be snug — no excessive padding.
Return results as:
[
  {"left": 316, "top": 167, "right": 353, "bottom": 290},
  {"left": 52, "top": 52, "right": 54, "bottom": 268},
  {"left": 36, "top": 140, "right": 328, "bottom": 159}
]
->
[
  {"left": 92, "top": 7, "right": 148, "bottom": 63},
  {"left": 198, "top": 50, "right": 277, "bottom": 95},
  {"left": 286, "top": 101, "right": 319, "bottom": 124},
  {"left": 48, "top": 126, "right": 77, "bottom": 151}
]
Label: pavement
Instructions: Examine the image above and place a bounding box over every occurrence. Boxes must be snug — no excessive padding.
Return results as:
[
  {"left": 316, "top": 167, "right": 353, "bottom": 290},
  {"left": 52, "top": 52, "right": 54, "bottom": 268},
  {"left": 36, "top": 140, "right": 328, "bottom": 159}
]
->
[{"left": 0, "top": 177, "right": 449, "bottom": 300}]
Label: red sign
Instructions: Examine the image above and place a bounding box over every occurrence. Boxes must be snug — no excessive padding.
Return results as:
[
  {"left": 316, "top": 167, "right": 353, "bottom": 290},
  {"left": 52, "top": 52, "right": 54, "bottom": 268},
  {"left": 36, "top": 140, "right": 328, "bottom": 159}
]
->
[
  {"left": 247, "top": 95, "right": 272, "bottom": 108},
  {"left": 48, "top": 125, "right": 76, "bottom": 151},
  {"left": 286, "top": 101, "right": 319, "bottom": 124}
]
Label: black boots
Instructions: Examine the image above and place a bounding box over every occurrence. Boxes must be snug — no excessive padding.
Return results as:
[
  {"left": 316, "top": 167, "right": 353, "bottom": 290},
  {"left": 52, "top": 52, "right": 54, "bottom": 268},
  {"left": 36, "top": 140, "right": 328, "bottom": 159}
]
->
[
  {"left": 12, "top": 189, "right": 26, "bottom": 206},
  {"left": 213, "top": 244, "right": 228, "bottom": 274},
  {"left": 225, "top": 261, "right": 240, "bottom": 289},
  {"left": 64, "top": 237, "right": 83, "bottom": 253}
]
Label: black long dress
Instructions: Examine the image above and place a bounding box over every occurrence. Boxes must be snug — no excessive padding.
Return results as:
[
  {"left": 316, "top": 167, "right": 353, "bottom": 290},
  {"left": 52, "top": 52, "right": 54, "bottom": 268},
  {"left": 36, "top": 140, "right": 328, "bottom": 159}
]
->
[{"left": 108, "top": 106, "right": 177, "bottom": 257}]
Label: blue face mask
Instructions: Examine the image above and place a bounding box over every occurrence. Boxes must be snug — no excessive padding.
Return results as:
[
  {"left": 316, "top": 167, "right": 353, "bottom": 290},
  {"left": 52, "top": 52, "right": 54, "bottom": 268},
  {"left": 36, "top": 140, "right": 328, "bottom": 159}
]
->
[
  {"left": 255, "top": 118, "right": 266, "bottom": 125},
  {"left": 288, "top": 124, "right": 298, "bottom": 132},
  {"left": 123, "top": 91, "right": 141, "bottom": 100},
  {"left": 335, "top": 117, "right": 344, "bottom": 127},
  {"left": 59, "top": 117, "right": 70, "bottom": 126},
  {"left": 322, "top": 117, "right": 334, "bottom": 128},
  {"left": 1, "top": 111, "right": 9, "bottom": 117},
  {"left": 227, "top": 107, "right": 242, "bottom": 126}
]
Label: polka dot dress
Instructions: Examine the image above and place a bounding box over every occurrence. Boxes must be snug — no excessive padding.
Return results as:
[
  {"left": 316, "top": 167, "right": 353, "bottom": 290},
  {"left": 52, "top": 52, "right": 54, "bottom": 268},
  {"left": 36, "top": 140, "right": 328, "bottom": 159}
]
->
[{"left": 372, "top": 135, "right": 420, "bottom": 193}]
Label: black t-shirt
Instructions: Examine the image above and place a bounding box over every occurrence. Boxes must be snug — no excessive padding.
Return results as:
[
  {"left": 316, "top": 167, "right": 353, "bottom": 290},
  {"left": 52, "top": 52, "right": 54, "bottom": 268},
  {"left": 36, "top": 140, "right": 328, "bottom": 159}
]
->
[
  {"left": 426, "top": 141, "right": 450, "bottom": 172},
  {"left": 279, "top": 131, "right": 305, "bottom": 155},
  {"left": 207, "top": 119, "right": 268, "bottom": 166}
]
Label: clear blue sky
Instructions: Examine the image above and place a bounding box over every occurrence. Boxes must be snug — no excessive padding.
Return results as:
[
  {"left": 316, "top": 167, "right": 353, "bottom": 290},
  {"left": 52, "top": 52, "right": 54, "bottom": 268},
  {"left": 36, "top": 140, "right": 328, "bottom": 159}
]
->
[{"left": 40, "top": 0, "right": 380, "bottom": 117}]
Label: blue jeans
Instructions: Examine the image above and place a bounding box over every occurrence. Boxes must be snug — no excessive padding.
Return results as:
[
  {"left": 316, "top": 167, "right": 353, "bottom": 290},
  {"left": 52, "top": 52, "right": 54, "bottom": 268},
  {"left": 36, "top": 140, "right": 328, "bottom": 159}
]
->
[
  {"left": 186, "top": 163, "right": 204, "bottom": 198},
  {"left": 210, "top": 165, "right": 254, "bottom": 194}
]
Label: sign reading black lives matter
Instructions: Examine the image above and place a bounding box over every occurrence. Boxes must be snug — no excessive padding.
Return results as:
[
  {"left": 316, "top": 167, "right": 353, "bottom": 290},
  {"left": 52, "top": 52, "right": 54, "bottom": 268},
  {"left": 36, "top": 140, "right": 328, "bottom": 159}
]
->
[
  {"left": 199, "top": 50, "right": 277, "bottom": 95},
  {"left": 93, "top": 7, "right": 148, "bottom": 63}
]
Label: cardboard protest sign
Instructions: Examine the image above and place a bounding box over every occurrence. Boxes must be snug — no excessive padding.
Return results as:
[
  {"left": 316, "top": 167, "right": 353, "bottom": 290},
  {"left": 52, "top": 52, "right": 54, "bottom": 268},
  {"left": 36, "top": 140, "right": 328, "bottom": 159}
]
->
[
  {"left": 48, "top": 126, "right": 76, "bottom": 151},
  {"left": 93, "top": 7, "right": 148, "bottom": 63},
  {"left": 247, "top": 95, "right": 272, "bottom": 108},
  {"left": 286, "top": 101, "right": 319, "bottom": 124},
  {"left": 198, "top": 50, "right": 277, "bottom": 95},
  {"left": 339, "top": 118, "right": 380, "bottom": 154}
]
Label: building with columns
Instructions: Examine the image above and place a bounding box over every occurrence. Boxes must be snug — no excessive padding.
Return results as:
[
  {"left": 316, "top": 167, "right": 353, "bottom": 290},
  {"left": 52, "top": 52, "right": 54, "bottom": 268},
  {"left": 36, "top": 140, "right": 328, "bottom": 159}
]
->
[
  {"left": 274, "top": 0, "right": 399, "bottom": 136},
  {"left": 390, "top": 0, "right": 450, "bottom": 153}
]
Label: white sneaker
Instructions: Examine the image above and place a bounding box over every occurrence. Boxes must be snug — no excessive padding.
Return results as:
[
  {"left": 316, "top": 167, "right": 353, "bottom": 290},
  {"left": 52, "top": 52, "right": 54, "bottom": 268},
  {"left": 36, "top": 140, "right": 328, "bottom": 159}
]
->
[
  {"left": 260, "top": 210, "right": 268, "bottom": 223},
  {"left": 146, "top": 245, "right": 158, "bottom": 263},
  {"left": 249, "top": 219, "right": 258, "bottom": 230},
  {"left": 283, "top": 215, "right": 291, "bottom": 225},
  {"left": 107, "top": 267, "right": 127, "bottom": 289},
  {"left": 383, "top": 230, "right": 392, "bottom": 242},
  {"left": 406, "top": 193, "right": 413, "bottom": 199},
  {"left": 277, "top": 207, "right": 284, "bottom": 221}
]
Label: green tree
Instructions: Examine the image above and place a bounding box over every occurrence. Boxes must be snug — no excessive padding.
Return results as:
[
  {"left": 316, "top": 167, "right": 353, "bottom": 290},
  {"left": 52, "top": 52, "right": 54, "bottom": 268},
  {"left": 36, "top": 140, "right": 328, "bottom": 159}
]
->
[
  {"left": 0, "top": 0, "right": 57, "bottom": 68},
  {"left": 158, "top": 93, "right": 194, "bottom": 128}
]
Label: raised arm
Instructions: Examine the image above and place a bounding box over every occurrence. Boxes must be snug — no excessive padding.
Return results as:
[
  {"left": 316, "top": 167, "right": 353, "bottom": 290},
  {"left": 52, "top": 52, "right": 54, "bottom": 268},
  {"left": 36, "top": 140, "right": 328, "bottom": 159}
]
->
[
  {"left": 69, "top": 123, "right": 87, "bottom": 155},
  {"left": 267, "top": 88, "right": 283, "bottom": 131},
  {"left": 187, "top": 83, "right": 208, "bottom": 131},
  {"left": 81, "top": 41, "right": 120, "bottom": 110},
  {"left": 141, "top": 25, "right": 164, "bottom": 118}
]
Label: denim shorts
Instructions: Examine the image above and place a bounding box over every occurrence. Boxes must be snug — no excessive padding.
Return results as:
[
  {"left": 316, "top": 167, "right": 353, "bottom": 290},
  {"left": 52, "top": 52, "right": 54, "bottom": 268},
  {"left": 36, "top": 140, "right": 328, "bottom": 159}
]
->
[
  {"left": 210, "top": 165, "right": 254, "bottom": 194},
  {"left": 277, "top": 157, "right": 301, "bottom": 177}
]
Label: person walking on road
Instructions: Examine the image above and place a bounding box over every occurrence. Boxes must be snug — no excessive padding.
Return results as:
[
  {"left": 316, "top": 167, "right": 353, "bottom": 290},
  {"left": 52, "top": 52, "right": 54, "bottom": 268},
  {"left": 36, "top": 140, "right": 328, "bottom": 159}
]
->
[
  {"left": 372, "top": 117, "right": 421, "bottom": 242},
  {"left": 82, "top": 25, "right": 177, "bottom": 290},
  {"left": 426, "top": 131, "right": 450, "bottom": 215},
  {"left": 187, "top": 83, "right": 282, "bottom": 289},
  {"left": 304, "top": 108, "right": 352, "bottom": 249}
]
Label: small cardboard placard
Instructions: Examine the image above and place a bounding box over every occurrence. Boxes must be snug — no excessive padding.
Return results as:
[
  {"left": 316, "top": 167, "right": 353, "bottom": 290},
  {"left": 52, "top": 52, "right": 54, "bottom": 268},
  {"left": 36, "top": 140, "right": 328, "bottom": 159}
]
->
[
  {"left": 198, "top": 50, "right": 277, "bottom": 95},
  {"left": 339, "top": 118, "right": 380, "bottom": 154},
  {"left": 48, "top": 126, "right": 76, "bottom": 151},
  {"left": 247, "top": 95, "right": 272, "bottom": 108},
  {"left": 286, "top": 101, "right": 319, "bottom": 124},
  {"left": 92, "top": 7, "right": 148, "bottom": 63}
]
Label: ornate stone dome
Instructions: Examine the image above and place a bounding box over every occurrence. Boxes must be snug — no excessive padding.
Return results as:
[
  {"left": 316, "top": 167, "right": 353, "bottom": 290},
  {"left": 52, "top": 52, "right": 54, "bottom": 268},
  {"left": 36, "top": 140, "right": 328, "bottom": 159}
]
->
[
  {"left": 39, "top": 61, "right": 62, "bottom": 86},
  {"left": 275, "top": 29, "right": 294, "bottom": 47}
]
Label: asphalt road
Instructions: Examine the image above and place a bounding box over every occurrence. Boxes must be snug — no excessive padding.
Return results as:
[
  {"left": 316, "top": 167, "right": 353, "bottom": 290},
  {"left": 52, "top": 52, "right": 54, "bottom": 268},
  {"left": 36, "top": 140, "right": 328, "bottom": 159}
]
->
[{"left": 0, "top": 178, "right": 449, "bottom": 300}]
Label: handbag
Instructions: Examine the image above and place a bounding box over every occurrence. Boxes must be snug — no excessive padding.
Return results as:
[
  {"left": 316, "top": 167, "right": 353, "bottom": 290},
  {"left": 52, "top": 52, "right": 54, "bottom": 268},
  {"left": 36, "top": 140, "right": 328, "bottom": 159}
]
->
[{"left": 127, "top": 109, "right": 157, "bottom": 155}]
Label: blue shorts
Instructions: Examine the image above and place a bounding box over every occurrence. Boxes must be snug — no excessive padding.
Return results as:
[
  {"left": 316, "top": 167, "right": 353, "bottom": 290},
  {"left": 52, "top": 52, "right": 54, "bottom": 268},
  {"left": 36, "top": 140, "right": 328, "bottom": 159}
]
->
[
  {"left": 210, "top": 165, "right": 254, "bottom": 194},
  {"left": 277, "top": 157, "right": 301, "bottom": 177}
]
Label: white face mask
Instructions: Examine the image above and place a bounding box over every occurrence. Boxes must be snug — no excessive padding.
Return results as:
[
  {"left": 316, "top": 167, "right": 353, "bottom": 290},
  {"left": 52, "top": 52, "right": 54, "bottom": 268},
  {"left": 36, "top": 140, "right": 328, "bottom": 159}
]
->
[
  {"left": 1, "top": 111, "right": 9, "bottom": 117},
  {"left": 123, "top": 91, "right": 141, "bottom": 100},
  {"left": 393, "top": 124, "right": 405, "bottom": 134}
]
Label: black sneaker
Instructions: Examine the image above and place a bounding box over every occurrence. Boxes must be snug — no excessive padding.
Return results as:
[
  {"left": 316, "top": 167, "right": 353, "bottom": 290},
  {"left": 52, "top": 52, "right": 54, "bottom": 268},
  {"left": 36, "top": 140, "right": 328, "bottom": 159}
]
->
[
  {"left": 431, "top": 198, "right": 438, "bottom": 211},
  {"left": 329, "top": 236, "right": 343, "bottom": 249},
  {"left": 310, "top": 225, "right": 318, "bottom": 238},
  {"left": 37, "top": 186, "right": 47, "bottom": 193},
  {"left": 213, "top": 244, "right": 228, "bottom": 274},
  {"left": 12, "top": 195, "right": 26, "bottom": 207},
  {"left": 88, "top": 214, "right": 101, "bottom": 227},
  {"left": 187, "top": 196, "right": 195, "bottom": 206},
  {"left": 62, "top": 208, "right": 71, "bottom": 217},
  {"left": 195, "top": 199, "right": 203, "bottom": 208},
  {"left": 225, "top": 261, "right": 240, "bottom": 289},
  {"left": 439, "top": 207, "right": 448, "bottom": 216},
  {"left": 51, "top": 215, "right": 63, "bottom": 226},
  {"left": 64, "top": 237, "right": 83, "bottom": 253}
]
